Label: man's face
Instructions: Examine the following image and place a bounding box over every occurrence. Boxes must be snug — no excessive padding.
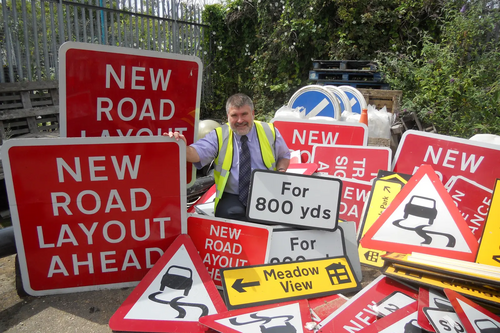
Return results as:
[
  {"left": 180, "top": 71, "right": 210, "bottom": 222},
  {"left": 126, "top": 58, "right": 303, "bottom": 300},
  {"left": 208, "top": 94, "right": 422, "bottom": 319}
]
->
[{"left": 227, "top": 104, "right": 255, "bottom": 136}]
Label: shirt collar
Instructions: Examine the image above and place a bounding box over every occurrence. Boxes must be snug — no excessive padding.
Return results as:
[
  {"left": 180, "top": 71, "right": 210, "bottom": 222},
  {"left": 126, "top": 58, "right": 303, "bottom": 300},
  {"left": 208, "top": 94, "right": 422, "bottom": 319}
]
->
[{"left": 234, "top": 125, "right": 256, "bottom": 142}]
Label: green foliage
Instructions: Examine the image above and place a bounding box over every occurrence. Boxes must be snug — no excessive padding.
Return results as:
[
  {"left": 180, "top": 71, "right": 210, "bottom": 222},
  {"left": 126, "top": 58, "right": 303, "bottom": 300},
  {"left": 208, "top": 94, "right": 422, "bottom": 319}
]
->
[
  {"left": 202, "top": 0, "right": 446, "bottom": 121},
  {"left": 378, "top": 1, "right": 500, "bottom": 137}
]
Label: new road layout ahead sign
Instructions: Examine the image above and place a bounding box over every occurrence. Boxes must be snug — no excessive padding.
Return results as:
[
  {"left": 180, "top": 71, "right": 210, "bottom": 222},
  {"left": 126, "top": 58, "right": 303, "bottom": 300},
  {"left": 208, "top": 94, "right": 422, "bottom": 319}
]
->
[
  {"left": 59, "top": 42, "right": 201, "bottom": 186},
  {"left": 2, "top": 136, "right": 186, "bottom": 296},
  {"left": 247, "top": 170, "right": 342, "bottom": 230},
  {"left": 221, "top": 256, "right": 360, "bottom": 309}
]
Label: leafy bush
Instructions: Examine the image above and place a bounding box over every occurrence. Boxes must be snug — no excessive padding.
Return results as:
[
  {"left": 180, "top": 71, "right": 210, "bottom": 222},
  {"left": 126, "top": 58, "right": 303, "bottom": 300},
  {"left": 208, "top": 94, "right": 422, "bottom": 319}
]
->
[{"left": 378, "top": 1, "right": 500, "bottom": 137}]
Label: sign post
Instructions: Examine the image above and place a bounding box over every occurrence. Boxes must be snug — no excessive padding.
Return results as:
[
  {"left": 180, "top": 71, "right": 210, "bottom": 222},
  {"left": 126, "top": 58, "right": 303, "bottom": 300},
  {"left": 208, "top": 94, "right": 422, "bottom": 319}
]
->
[
  {"left": 2, "top": 137, "right": 186, "bottom": 295},
  {"left": 59, "top": 42, "right": 201, "bottom": 185}
]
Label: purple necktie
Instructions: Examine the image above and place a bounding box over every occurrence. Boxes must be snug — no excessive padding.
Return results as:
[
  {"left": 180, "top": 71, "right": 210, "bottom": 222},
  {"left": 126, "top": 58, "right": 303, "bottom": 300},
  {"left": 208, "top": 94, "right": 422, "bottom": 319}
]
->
[{"left": 238, "top": 135, "right": 251, "bottom": 205}]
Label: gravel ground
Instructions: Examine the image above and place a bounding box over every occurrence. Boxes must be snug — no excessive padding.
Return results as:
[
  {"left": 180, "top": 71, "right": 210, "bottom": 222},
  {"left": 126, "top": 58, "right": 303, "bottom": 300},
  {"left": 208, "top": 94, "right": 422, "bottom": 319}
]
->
[{"left": 0, "top": 254, "right": 381, "bottom": 333}]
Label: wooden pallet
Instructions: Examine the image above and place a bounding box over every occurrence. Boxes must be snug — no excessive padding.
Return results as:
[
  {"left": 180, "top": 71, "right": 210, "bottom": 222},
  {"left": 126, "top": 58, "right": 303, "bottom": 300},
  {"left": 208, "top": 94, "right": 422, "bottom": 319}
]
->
[
  {"left": 357, "top": 88, "right": 402, "bottom": 114},
  {"left": 0, "top": 81, "right": 59, "bottom": 145}
]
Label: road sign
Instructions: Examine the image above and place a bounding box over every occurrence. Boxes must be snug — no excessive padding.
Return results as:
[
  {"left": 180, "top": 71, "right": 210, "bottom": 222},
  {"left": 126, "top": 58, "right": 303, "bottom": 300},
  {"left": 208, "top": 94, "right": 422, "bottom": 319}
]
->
[
  {"left": 287, "top": 85, "right": 342, "bottom": 119},
  {"left": 339, "top": 86, "right": 367, "bottom": 114},
  {"left": 358, "top": 177, "right": 405, "bottom": 268},
  {"left": 352, "top": 303, "right": 421, "bottom": 333},
  {"left": 59, "top": 42, "right": 201, "bottom": 185},
  {"left": 334, "top": 177, "right": 371, "bottom": 230},
  {"left": 187, "top": 214, "right": 273, "bottom": 288},
  {"left": 199, "top": 300, "right": 311, "bottom": 333},
  {"left": 187, "top": 184, "right": 216, "bottom": 214},
  {"left": 338, "top": 221, "right": 363, "bottom": 281},
  {"left": 308, "top": 294, "right": 348, "bottom": 321},
  {"left": 418, "top": 287, "right": 449, "bottom": 332},
  {"left": 423, "top": 307, "right": 464, "bottom": 333},
  {"left": 361, "top": 165, "right": 479, "bottom": 262},
  {"left": 316, "top": 275, "right": 418, "bottom": 332},
  {"left": 221, "top": 256, "right": 360, "bottom": 309},
  {"left": 271, "top": 119, "right": 367, "bottom": 163},
  {"left": 109, "top": 234, "right": 226, "bottom": 332},
  {"left": 445, "top": 288, "right": 500, "bottom": 333},
  {"left": 286, "top": 163, "right": 318, "bottom": 175},
  {"left": 268, "top": 227, "right": 346, "bottom": 265},
  {"left": 247, "top": 170, "right": 342, "bottom": 230},
  {"left": 313, "top": 144, "right": 392, "bottom": 182},
  {"left": 376, "top": 291, "right": 416, "bottom": 317},
  {"left": 393, "top": 130, "right": 500, "bottom": 191},
  {"left": 476, "top": 179, "right": 500, "bottom": 267},
  {"left": 384, "top": 265, "right": 500, "bottom": 306},
  {"left": 382, "top": 252, "right": 500, "bottom": 288},
  {"left": 2, "top": 137, "right": 186, "bottom": 296},
  {"left": 446, "top": 176, "right": 492, "bottom": 240}
]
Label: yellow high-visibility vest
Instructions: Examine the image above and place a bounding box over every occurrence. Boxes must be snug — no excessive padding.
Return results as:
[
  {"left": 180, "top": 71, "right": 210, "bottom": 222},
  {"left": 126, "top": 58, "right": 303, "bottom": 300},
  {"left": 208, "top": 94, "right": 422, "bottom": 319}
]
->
[{"left": 213, "top": 121, "right": 277, "bottom": 211}]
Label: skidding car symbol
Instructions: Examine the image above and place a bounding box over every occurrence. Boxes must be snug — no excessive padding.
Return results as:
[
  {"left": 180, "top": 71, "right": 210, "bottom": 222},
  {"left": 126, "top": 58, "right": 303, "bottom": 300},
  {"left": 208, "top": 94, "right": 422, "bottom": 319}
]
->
[
  {"left": 475, "top": 318, "right": 500, "bottom": 333},
  {"left": 404, "top": 196, "right": 438, "bottom": 225},
  {"left": 160, "top": 265, "right": 193, "bottom": 296}
]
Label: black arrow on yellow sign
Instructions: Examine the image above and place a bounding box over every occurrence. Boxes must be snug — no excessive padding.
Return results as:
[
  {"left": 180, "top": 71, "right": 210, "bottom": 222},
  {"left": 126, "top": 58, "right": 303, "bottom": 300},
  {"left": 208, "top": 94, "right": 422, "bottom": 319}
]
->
[
  {"left": 232, "top": 278, "right": 260, "bottom": 293},
  {"left": 383, "top": 186, "right": 391, "bottom": 193},
  {"left": 493, "top": 255, "right": 500, "bottom": 264}
]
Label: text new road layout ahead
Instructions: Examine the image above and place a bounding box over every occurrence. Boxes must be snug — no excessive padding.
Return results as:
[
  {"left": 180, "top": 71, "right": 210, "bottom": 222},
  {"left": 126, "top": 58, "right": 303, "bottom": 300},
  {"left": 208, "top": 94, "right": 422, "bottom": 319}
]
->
[{"left": 221, "top": 256, "right": 360, "bottom": 309}]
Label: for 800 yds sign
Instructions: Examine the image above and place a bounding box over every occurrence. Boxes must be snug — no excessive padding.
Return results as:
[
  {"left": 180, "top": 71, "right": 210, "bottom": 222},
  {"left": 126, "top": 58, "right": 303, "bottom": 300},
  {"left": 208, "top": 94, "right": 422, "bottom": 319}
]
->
[{"left": 247, "top": 171, "right": 342, "bottom": 230}]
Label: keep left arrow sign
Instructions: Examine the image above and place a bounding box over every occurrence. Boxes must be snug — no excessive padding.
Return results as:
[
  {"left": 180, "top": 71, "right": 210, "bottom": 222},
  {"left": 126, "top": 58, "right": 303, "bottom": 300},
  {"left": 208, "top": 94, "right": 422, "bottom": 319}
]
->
[{"left": 221, "top": 256, "right": 361, "bottom": 310}]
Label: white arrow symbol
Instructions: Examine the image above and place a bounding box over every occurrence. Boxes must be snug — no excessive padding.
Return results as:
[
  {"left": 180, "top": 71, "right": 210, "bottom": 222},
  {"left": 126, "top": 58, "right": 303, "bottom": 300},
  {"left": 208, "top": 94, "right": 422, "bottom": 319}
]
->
[{"left": 305, "top": 98, "right": 330, "bottom": 118}]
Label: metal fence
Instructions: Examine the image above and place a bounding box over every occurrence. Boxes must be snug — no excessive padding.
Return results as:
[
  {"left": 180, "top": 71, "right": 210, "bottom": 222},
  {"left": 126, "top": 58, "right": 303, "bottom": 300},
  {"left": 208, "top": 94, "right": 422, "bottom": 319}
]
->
[{"left": 0, "top": 0, "right": 209, "bottom": 83}]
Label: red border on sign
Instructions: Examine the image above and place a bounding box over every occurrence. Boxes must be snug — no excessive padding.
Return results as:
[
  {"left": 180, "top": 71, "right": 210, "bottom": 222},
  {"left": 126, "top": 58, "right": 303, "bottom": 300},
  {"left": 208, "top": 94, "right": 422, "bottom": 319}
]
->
[
  {"left": 445, "top": 288, "right": 500, "bottom": 333},
  {"left": 199, "top": 300, "right": 311, "bottom": 333},
  {"left": 109, "top": 234, "right": 227, "bottom": 332},
  {"left": 417, "top": 287, "right": 437, "bottom": 332}
]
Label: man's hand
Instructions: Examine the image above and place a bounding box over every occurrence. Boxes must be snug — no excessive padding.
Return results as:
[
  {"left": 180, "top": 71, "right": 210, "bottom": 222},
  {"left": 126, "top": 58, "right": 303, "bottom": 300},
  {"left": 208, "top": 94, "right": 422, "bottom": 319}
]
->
[
  {"left": 164, "top": 131, "right": 187, "bottom": 144},
  {"left": 163, "top": 131, "right": 201, "bottom": 163}
]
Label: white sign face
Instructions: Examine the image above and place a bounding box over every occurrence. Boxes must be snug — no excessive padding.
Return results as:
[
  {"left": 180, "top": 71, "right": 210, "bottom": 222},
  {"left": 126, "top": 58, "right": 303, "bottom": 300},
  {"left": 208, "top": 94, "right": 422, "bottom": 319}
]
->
[
  {"left": 124, "top": 244, "right": 218, "bottom": 321},
  {"left": 423, "top": 308, "right": 464, "bottom": 333},
  {"left": 268, "top": 227, "right": 345, "bottom": 264},
  {"left": 458, "top": 299, "right": 500, "bottom": 333},
  {"left": 247, "top": 171, "right": 342, "bottom": 230},
  {"left": 376, "top": 292, "right": 416, "bottom": 317},
  {"left": 215, "top": 302, "right": 305, "bottom": 333}
]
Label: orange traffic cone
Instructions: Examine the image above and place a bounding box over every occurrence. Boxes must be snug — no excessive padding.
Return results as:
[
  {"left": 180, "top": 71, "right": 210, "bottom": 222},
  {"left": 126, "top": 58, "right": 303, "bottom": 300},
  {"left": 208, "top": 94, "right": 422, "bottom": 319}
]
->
[{"left": 359, "top": 108, "right": 368, "bottom": 126}]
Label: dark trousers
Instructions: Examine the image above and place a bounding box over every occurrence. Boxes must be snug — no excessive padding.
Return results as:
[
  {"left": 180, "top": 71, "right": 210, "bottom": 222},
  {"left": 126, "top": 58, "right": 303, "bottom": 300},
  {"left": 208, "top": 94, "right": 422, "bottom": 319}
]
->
[{"left": 214, "top": 192, "right": 249, "bottom": 222}]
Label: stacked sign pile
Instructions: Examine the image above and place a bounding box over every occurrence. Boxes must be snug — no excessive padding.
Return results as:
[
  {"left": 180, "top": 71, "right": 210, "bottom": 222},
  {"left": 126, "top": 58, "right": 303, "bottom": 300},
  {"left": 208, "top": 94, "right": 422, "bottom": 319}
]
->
[{"left": 3, "top": 42, "right": 500, "bottom": 332}]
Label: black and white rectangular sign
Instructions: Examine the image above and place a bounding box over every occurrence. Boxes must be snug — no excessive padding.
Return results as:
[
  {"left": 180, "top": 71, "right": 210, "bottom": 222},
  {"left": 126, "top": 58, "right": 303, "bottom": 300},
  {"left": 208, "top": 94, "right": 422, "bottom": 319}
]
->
[{"left": 247, "top": 170, "right": 342, "bottom": 230}]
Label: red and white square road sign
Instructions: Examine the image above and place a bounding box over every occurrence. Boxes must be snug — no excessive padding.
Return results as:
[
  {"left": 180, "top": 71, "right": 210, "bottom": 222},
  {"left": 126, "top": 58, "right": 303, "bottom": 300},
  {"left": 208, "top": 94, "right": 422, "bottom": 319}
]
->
[
  {"left": 187, "top": 214, "right": 273, "bottom": 288},
  {"left": 271, "top": 119, "right": 367, "bottom": 163},
  {"left": 446, "top": 176, "right": 492, "bottom": 240},
  {"left": 2, "top": 136, "right": 186, "bottom": 296},
  {"left": 59, "top": 42, "right": 201, "bottom": 185},
  {"left": 338, "top": 177, "right": 372, "bottom": 230},
  {"left": 393, "top": 130, "right": 500, "bottom": 191},
  {"left": 313, "top": 144, "right": 392, "bottom": 182}
]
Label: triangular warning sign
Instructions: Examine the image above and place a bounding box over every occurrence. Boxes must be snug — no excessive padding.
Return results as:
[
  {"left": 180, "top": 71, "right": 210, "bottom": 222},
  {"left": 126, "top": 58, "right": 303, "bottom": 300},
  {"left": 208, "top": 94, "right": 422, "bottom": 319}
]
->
[
  {"left": 109, "top": 234, "right": 227, "bottom": 332},
  {"left": 444, "top": 288, "right": 500, "bottom": 333},
  {"left": 361, "top": 165, "right": 479, "bottom": 262},
  {"left": 199, "top": 300, "right": 311, "bottom": 333}
]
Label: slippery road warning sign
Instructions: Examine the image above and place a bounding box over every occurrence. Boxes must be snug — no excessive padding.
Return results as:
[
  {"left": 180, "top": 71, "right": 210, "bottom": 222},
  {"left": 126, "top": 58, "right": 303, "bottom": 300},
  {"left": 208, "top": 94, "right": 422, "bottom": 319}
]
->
[
  {"left": 109, "top": 234, "right": 226, "bottom": 332},
  {"left": 247, "top": 170, "right": 342, "bottom": 230},
  {"left": 361, "top": 165, "right": 479, "bottom": 262},
  {"left": 221, "top": 256, "right": 360, "bottom": 309},
  {"left": 199, "top": 300, "right": 312, "bottom": 333}
]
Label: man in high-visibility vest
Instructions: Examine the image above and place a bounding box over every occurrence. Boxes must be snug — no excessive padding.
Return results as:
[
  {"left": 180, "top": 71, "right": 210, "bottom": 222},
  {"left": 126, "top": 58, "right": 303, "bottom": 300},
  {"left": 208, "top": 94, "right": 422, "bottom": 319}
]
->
[{"left": 166, "top": 93, "right": 290, "bottom": 221}]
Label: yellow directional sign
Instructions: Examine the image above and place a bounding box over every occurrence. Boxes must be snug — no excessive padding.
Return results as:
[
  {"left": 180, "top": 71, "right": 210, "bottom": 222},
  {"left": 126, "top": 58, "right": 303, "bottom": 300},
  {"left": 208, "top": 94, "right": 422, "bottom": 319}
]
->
[
  {"left": 384, "top": 265, "right": 500, "bottom": 306},
  {"left": 221, "top": 256, "right": 360, "bottom": 309},
  {"left": 358, "top": 178, "right": 404, "bottom": 267},
  {"left": 476, "top": 179, "right": 500, "bottom": 267}
]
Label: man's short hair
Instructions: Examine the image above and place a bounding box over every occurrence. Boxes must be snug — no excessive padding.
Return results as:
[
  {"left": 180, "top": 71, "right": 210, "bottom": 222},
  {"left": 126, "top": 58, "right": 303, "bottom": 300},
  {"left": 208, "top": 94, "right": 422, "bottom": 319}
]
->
[{"left": 226, "top": 93, "right": 254, "bottom": 113}]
